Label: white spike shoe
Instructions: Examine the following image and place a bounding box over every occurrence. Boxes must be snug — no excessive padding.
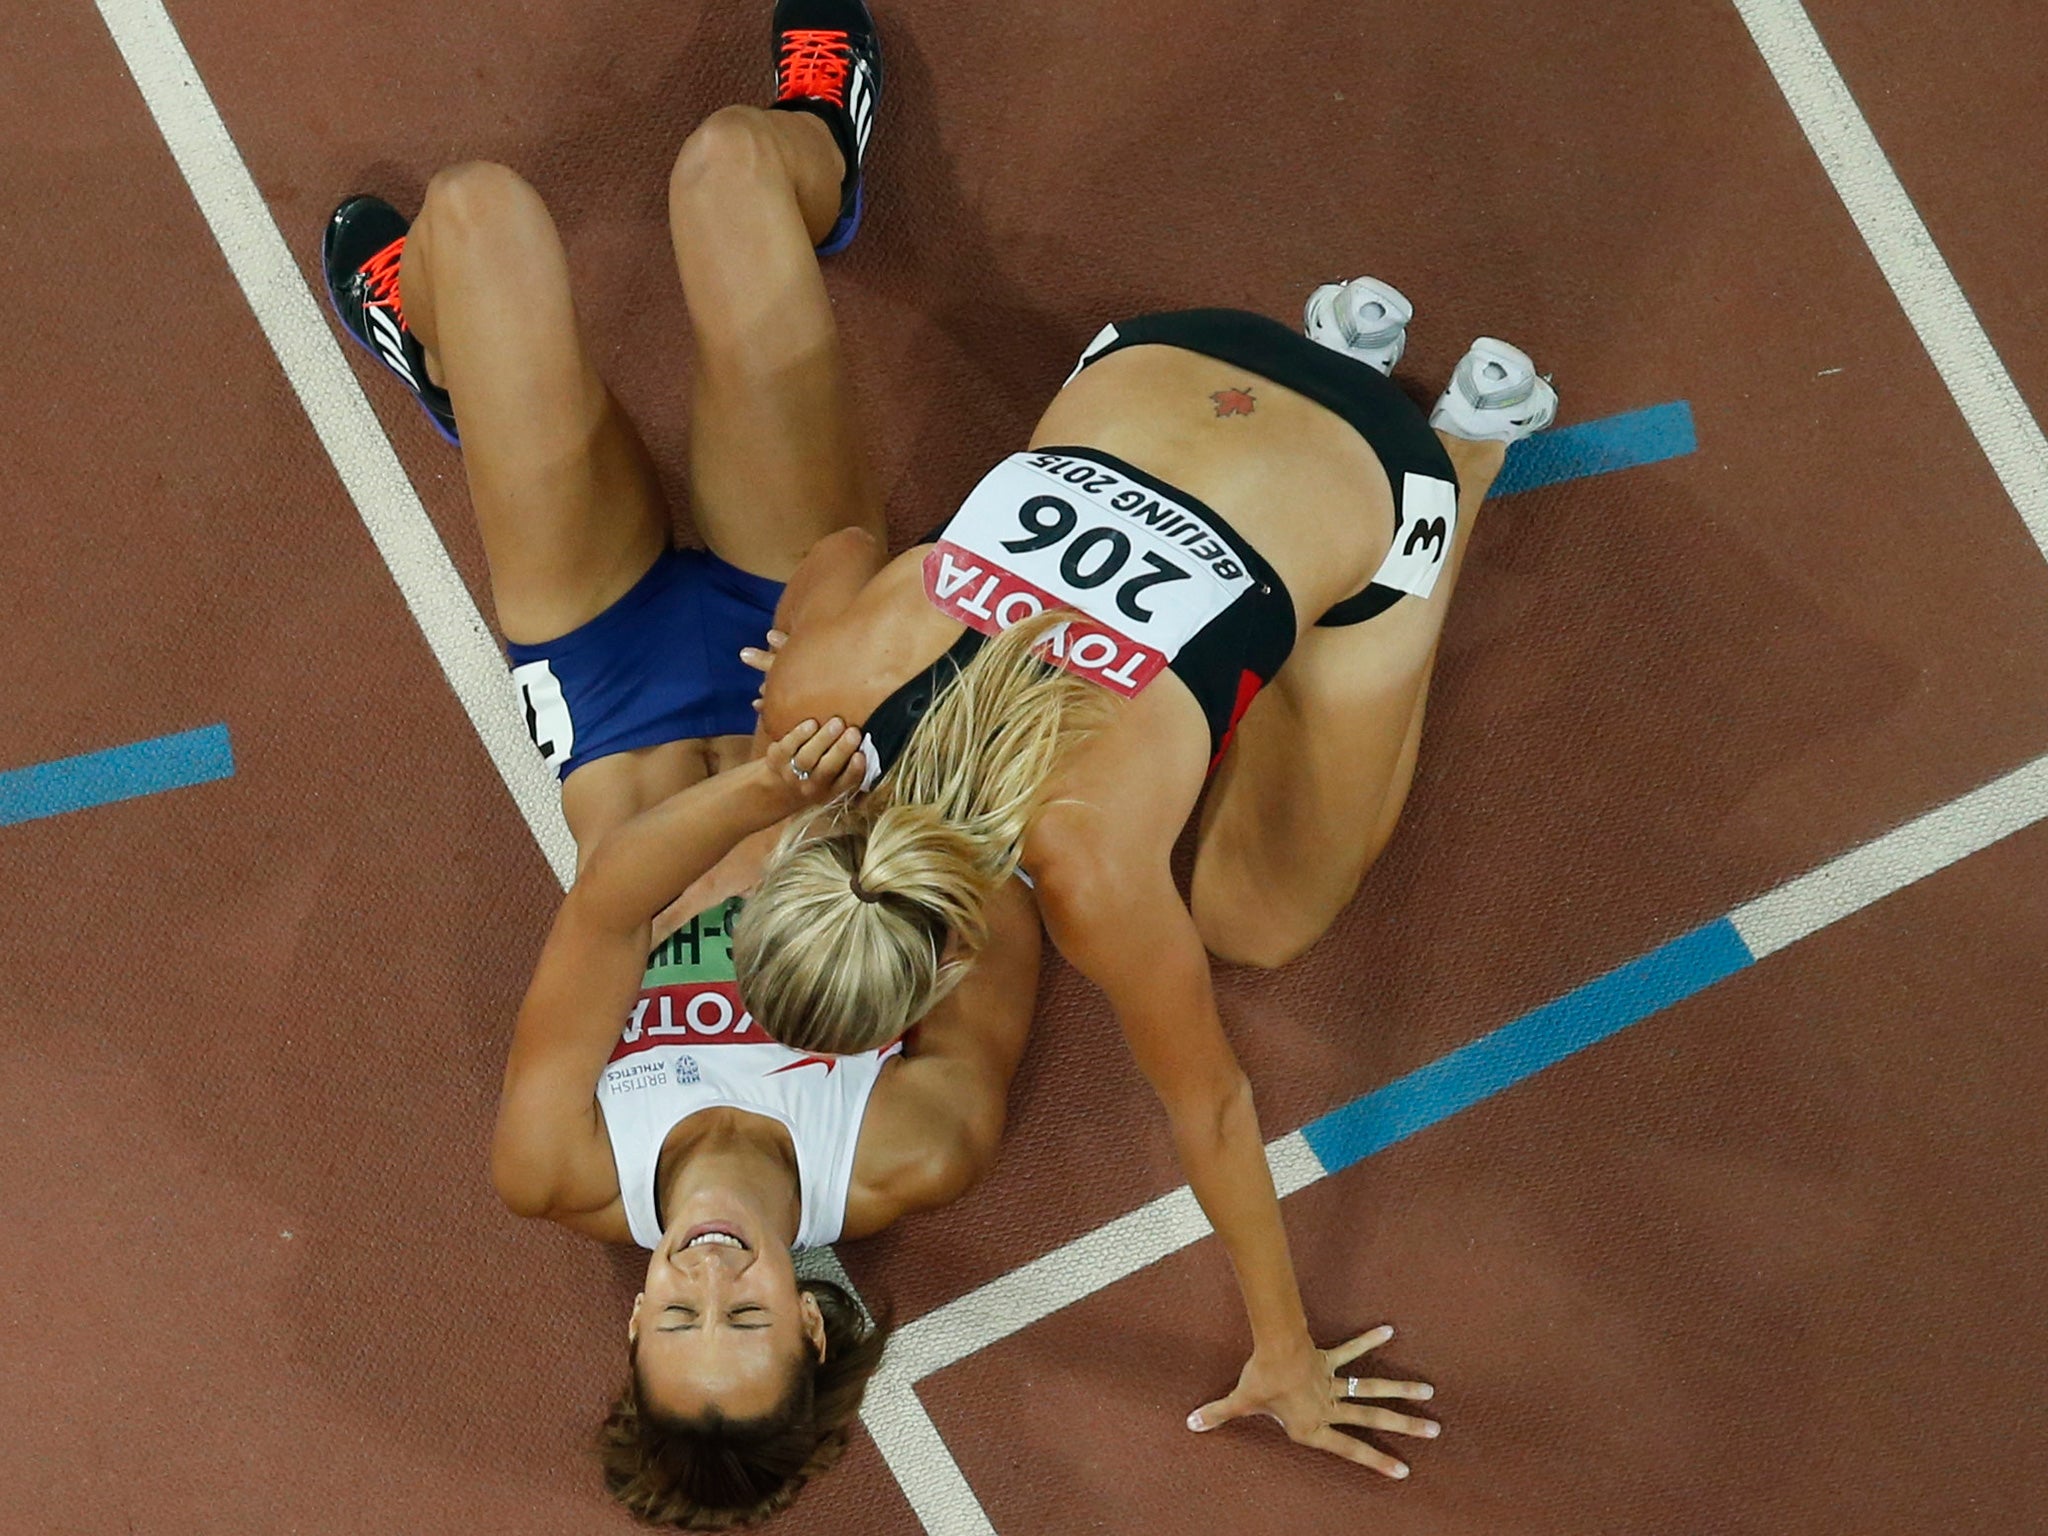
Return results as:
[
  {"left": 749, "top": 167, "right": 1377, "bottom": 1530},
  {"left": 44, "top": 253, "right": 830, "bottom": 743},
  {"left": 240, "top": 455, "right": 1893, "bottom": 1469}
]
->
[
  {"left": 1429, "top": 337, "right": 1557, "bottom": 442},
  {"left": 1303, "top": 276, "right": 1413, "bottom": 376}
]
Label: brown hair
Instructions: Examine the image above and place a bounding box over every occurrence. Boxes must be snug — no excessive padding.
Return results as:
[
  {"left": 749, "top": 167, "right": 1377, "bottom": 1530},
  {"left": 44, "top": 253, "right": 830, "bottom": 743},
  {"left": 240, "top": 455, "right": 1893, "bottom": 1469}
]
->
[
  {"left": 734, "top": 610, "right": 1110, "bottom": 1053},
  {"left": 597, "top": 1280, "right": 888, "bottom": 1529}
]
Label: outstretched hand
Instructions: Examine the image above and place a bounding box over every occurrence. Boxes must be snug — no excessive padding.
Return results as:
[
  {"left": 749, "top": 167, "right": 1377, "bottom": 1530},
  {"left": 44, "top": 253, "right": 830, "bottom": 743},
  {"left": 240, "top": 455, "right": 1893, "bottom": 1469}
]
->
[
  {"left": 1187, "top": 1327, "right": 1438, "bottom": 1479},
  {"left": 762, "top": 715, "right": 865, "bottom": 807}
]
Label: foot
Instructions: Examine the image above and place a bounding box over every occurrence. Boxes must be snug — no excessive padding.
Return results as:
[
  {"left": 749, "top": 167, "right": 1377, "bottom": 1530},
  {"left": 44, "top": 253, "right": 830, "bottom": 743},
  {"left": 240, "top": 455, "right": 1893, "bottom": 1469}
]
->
[
  {"left": 1429, "top": 337, "right": 1557, "bottom": 442},
  {"left": 771, "top": 0, "right": 883, "bottom": 255},
  {"left": 1303, "top": 276, "right": 1412, "bottom": 375},
  {"left": 321, "top": 196, "right": 460, "bottom": 445}
]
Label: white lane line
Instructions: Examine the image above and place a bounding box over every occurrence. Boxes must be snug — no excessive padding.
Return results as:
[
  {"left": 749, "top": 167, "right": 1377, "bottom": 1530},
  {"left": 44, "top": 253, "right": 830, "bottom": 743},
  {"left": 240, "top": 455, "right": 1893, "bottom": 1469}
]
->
[
  {"left": 1730, "top": 750, "right": 2048, "bottom": 958},
  {"left": 93, "top": 0, "right": 577, "bottom": 888},
  {"left": 1732, "top": 0, "right": 2048, "bottom": 562},
  {"left": 861, "top": 1374, "right": 998, "bottom": 1536}
]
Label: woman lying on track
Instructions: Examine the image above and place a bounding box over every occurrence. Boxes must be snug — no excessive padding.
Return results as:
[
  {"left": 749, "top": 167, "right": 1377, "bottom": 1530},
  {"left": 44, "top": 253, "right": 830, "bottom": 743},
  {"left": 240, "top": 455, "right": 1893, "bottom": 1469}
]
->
[
  {"left": 316, "top": 4, "right": 1043, "bottom": 1525},
  {"left": 703, "top": 0, "right": 1559, "bottom": 1483}
]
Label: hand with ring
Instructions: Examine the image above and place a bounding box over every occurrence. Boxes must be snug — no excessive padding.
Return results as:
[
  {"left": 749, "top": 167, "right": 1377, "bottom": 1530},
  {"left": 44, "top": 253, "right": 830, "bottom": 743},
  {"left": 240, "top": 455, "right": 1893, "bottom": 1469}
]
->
[
  {"left": 762, "top": 715, "right": 865, "bottom": 807},
  {"left": 1187, "top": 1326, "right": 1438, "bottom": 1479}
]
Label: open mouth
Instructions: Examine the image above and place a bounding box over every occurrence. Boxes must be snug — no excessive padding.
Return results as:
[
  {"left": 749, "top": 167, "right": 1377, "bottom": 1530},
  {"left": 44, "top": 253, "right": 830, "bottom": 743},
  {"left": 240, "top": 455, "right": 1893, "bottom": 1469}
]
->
[{"left": 679, "top": 1222, "right": 749, "bottom": 1253}]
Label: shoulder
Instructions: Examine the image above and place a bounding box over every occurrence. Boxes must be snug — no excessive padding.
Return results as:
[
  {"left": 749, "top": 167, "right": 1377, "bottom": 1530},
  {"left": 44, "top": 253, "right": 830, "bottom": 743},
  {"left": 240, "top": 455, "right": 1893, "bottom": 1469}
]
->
[{"left": 843, "top": 1061, "right": 990, "bottom": 1237}]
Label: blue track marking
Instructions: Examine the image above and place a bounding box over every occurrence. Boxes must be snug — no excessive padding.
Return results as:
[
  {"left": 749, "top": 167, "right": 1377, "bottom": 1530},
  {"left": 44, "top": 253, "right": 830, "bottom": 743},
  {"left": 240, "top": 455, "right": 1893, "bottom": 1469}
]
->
[
  {"left": 1490, "top": 400, "right": 1698, "bottom": 499},
  {"left": 0, "top": 724, "right": 235, "bottom": 828},
  {"left": 1301, "top": 918, "right": 1755, "bottom": 1173}
]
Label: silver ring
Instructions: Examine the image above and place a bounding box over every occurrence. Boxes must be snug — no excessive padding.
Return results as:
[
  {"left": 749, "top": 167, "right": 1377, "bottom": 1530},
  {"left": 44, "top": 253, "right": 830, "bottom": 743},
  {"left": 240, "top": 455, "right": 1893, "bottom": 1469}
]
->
[
  {"left": 792, "top": 768, "right": 811, "bottom": 781},
  {"left": 1346, "top": 1377, "right": 1359, "bottom": 1397}
]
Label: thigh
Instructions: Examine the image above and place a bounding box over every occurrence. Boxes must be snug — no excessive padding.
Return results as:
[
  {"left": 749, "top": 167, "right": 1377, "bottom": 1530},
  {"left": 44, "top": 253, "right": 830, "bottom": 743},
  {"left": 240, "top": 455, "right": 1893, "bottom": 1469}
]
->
[
  {"left": 1191, "top": 435, "right": 1496, "bottom": 967},
  {"left": 668, "top": 107, "right": 885, "bottom": 581},
  {"left": 1190, "top": 625, "right": 1434, "bottom": 967},
  {"left": 403, "top": 162, "right": 670, "bottom": 646}
]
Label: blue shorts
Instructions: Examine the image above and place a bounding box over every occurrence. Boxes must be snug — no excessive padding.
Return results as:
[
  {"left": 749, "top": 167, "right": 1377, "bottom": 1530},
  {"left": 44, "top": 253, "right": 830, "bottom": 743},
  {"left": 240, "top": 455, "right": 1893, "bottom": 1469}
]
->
[{"left": 504, "top": 547, "right": 783, "bottom": 781}]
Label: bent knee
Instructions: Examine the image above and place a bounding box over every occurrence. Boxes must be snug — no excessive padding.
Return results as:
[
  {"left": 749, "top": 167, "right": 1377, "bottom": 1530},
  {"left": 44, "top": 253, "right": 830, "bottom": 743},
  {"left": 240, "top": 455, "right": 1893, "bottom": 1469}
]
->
[
  {"left": 1198, "top": 917, "right": 1317, "bottom": 971},
  {"left": 1190, "top": 870, "right": 1325, "bottom": 971},
  {"left": 422, "top": 160, "right": 545, "bottom": 239},
  {"left": 670, "top": 105, "right": 784, "bottom": 210}
]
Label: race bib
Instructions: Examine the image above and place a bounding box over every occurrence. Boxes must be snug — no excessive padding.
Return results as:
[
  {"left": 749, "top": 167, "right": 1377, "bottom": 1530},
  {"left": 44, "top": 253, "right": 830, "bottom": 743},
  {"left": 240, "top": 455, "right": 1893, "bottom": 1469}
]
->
[
  {"left": 924, "top": 451, "right": 1254, "bottom": 699},
  {"left": 610, "top": 901, "right": 754, "bottom": 1061},
  {"left": 511, "top": 657, "right": 575, "bottom": 766},
  {"left": 1369, "top": 473, "right": 1460, "bottom": 600}
]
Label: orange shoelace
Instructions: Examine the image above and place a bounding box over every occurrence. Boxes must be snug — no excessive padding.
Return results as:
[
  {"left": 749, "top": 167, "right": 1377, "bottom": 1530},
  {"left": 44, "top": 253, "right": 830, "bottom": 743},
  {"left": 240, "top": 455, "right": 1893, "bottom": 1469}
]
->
[
  {"left": 777, "top": 29, "right": 851, "bottom": 107},
  {"left": 359, "top": 235, "right": 408, "bottom": 327}
]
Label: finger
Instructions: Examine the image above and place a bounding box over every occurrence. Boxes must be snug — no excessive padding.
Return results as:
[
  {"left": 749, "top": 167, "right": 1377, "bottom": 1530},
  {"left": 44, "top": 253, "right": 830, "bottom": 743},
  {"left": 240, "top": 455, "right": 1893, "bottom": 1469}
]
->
[
  {"left": 1341, "top": 1376, "right": 1434, "bottom": 1403},
  {"left": 1304, "top": 1426, "right": 1408, "bottom": 1479},
  {"left": 791, "top": 717, "right": 845, "bottom": 775},
  {"left": 1323, "top": 1326, "right": 1395, "bottom": 1369},
  {"left": 767, "top": 719, "right": 819, "bottom": 779},
  {"left": 773, "top": 718, "right": 819, "bottom": 755},
  {"left": 1186, "top": 1391, "right": 1255, "bottom": 1433},
  {"left": 766, "top": 629, "right": 787, "bottom": 649},
  {"left": 764, "top": 723, "right": 799, "bottom": 771},
  {"left": 809, "top": 725, "right": 864, "bottom": 787},
  {"left": 829, "top": 744, "right": 867, "bottom": 795},
  {"left": 1334, "top": 1405, "right": 1439, "bottom": 1440},
  {"left": 739, "top": 646, "right": 776, "bottom": 673}
]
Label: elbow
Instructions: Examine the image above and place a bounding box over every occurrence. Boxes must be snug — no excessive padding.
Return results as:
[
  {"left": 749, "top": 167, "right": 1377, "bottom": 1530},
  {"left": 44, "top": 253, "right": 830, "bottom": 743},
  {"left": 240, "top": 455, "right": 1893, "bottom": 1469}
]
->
[
  {"left": 492, "top": 1171, "right": 552, "bottom": 1222},
  {"left": 810, "top": 525, "right": 880, "bottom": 565},
  {"left": 1165, "top": 1069, "right": 1258, "bottom": 1153},
  {"left": 489, "top": 1132, "right": 555, "bottom": 1221},
  {"left": 911, "top": 1119, "right": 1004, "bottom": 1212},
  {"left": 953, "top": 1116, "right": 1005, "bottom": 1196}
]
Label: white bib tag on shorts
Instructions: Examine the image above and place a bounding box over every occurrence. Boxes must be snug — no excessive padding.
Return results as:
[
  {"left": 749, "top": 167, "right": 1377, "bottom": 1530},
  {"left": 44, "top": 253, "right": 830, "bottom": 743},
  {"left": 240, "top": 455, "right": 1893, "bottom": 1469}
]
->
[
  {"left": 511, "top": 657, "right": 575, "bottom": 766},
  {"left": 1368, "top": 472, "right": 1460, "bottom": 599},
  {"left": 924, "top": 451, "right": 1255, "bottom": 698}
]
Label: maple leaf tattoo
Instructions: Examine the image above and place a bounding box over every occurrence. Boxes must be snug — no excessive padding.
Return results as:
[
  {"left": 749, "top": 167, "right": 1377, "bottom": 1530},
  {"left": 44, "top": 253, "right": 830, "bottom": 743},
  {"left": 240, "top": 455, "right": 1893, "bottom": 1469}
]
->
[{"left": 1211, "top": 387, "right": 1257, "bottom": 418}]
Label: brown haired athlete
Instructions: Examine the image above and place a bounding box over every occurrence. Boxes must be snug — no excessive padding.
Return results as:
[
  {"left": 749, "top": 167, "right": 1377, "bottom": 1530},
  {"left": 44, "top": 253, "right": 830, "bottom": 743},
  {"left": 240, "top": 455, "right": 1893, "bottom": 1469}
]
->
[{"left": 318, "top": 1, "right": 1051, "bottom": 1526}]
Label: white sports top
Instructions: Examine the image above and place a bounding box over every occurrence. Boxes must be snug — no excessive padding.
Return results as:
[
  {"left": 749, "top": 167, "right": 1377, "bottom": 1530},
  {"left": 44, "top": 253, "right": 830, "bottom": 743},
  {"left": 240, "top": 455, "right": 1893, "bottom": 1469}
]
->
[{"left": 596, "top": 899, "right": 899, "bottom": 1251}]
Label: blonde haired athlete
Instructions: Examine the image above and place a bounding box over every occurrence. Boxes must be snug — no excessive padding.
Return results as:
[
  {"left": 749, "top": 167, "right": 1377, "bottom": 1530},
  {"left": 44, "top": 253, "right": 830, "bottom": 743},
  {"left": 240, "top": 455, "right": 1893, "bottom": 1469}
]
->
[{"left": 719, "top": 35, "right": 1555, "bottom": 1473}]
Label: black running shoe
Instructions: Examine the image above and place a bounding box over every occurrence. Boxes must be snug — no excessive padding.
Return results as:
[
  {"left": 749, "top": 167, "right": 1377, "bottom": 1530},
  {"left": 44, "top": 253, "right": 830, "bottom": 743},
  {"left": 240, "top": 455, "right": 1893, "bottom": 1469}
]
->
[
  {"left": 321, "top": 195, "right": 460, "bottom": 445},
  {"left": 769, "top": 0, "right": 882, "bottom": 255}
]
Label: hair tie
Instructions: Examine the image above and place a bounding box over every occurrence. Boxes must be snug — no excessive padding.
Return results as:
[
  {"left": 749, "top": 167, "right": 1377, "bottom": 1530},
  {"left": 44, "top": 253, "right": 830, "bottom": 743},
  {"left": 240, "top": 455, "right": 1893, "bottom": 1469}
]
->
[{"left": 849, "top": 871, "right": 882, "bottom": 904}]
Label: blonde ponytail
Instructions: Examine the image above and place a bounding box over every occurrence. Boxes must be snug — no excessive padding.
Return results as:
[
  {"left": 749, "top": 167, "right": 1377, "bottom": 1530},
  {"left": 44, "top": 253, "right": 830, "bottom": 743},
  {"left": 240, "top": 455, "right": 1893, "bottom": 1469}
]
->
[{"left": 734, "top": 611, "right": 1110, "bottom": 1053}]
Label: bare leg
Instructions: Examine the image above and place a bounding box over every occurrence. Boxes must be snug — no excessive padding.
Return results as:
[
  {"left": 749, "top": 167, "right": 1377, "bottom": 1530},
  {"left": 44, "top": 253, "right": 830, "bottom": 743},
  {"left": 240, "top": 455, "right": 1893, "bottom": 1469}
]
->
[
  {"left": 1190, "top": 432, "right": 1507, "bottom": 968},
  {"left": 668, "top": 106, "right": 886, "bottom": 577},
  {"left": 400, "top": 162, "right": 670, "bottom": 646}
]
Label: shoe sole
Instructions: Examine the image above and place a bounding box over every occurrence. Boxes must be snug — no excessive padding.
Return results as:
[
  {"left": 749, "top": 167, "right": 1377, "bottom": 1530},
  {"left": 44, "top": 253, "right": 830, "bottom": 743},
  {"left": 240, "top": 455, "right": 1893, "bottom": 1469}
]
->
[{"left": 815, "top": 179, "right": 864, "bottom": 257}]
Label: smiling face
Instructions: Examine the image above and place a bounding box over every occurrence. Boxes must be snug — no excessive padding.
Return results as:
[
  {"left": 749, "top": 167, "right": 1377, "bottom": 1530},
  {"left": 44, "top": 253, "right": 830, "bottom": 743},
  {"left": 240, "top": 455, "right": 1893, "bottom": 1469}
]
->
[{"left": 628, "top": 1210, "right": 827, "bottom": 1424}]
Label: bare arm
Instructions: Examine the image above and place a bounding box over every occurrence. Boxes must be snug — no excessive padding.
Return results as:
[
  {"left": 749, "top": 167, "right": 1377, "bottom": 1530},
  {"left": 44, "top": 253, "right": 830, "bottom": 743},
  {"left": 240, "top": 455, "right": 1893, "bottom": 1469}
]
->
[
  {"left": 491, "top": 723, "right": 864, "bottom": 1229},
  {"left": 1044, "top": 859, "right": 1311, "bottom": 1353},
  {"left": 841, "top": 877, "right": 1043, "bottom": 1236},
  {"left": 1042, "top": 847, "right": 1432, "bottom": 1476}
]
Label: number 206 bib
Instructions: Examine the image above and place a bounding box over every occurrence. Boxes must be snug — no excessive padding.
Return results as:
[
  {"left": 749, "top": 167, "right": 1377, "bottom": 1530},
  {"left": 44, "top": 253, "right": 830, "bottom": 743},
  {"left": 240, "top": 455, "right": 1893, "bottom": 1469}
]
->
[{"left": 924, "top": 452, "right": 1255, "bottom": 699}]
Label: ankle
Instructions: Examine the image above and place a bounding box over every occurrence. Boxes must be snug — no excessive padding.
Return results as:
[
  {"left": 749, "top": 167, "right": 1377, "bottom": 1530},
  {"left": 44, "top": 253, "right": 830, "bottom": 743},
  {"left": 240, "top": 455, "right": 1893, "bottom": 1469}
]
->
[{"left": 1436, "top": 430, "right": 1507, "bottom": 481}]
